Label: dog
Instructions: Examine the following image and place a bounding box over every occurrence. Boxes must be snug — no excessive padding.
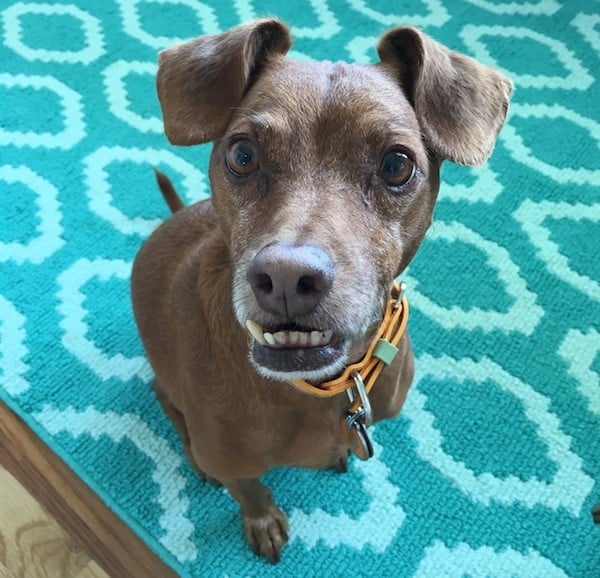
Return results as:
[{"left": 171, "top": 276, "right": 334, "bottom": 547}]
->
[{"left": 131, "top": 19, "right": 512, "bottom": 562}]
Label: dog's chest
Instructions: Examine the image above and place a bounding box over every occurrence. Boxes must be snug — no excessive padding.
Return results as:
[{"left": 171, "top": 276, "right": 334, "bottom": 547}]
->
[
  {"left": 271, "top": 403, "right": 349, "bottom": 468},
  {"left": 220, "top": 390, "right": 350, "bottom": 471}
]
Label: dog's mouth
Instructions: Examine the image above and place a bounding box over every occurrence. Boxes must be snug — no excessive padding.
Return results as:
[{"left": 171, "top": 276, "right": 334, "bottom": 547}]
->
[{"left": 245, "top": 320, "right": 347, "bottom": 378}]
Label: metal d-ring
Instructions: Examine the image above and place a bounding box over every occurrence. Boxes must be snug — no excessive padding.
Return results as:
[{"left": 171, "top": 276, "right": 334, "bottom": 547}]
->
[{"left": 345, "top": 371, "right": 373, "bottom": 426}]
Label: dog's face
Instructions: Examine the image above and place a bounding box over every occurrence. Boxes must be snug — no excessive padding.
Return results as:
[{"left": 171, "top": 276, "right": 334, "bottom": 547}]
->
[
  {"left": 210, "top": 60, "right": 437, "bottom": 381},
  {"left": 156, "top": 19, "right": 512, "bottom": 382}
]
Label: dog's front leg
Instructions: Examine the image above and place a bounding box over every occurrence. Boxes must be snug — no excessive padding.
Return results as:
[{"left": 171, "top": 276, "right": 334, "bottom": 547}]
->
[{"left": 224, "top": 478, "right": 289, "bottom": 563}]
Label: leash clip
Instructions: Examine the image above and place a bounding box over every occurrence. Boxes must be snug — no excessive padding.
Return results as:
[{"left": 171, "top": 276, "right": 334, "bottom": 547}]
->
[
  {"left": 343, "top": 372, "right": 374, "bottom": 460},
  {"left": 346, "top": 372, "right": 373, "bottom": 426}
]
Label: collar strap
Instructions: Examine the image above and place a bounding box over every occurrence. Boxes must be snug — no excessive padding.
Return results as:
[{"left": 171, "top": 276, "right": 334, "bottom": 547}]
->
[{"left": 292, "top": 281, "right": 409, "bottom": 399}]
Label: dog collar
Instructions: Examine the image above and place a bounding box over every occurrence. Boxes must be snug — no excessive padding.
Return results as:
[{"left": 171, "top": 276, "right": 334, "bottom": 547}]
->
[{"left": 293, "top": 281, "right": 409, "bottom": 460}]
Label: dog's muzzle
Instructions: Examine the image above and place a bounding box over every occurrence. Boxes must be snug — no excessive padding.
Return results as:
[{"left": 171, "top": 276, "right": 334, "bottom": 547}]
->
[{"left": 244, "top": 240, "right": 344, "bottom": 375}]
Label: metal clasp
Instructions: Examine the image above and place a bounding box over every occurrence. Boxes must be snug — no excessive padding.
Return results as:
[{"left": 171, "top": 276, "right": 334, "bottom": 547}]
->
[
  {"left": 345, "top": 372, "right": 373, "bottom": 426},
  {"left": 343, "top": 372, "right": 374, "bottom": 460}
]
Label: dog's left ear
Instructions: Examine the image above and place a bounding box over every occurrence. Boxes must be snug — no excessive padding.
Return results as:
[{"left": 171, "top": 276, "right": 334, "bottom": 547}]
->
[{"left": 378, "top": 27, "right": 513, "bottom": 166}]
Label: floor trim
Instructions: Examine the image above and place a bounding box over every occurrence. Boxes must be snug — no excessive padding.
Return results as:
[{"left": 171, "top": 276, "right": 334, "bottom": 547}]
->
[{"left": 0, "top": 401, "right": 177, "bottom": 578}]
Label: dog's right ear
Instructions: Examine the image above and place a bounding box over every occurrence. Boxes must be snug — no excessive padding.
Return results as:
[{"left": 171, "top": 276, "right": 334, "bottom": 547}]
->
[{"left": 157, "top": 19, "right": 291, "bottom": 145}]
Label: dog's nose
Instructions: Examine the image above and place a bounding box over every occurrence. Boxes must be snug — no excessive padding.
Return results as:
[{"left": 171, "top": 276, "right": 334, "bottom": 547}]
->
[{"left": 247, "top": 242, "right": 335, "bottom": 318}]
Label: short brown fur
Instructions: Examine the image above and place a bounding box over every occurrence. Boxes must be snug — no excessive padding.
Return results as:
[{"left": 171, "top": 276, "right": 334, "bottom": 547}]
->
[{"left": 131, "top": 19, "right": 512, "bottom": 562}]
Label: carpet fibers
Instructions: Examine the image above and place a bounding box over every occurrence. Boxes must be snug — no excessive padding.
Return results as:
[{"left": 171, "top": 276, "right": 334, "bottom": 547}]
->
[{"left": 1, "top": 1, "right": 598, "bottom": 576}]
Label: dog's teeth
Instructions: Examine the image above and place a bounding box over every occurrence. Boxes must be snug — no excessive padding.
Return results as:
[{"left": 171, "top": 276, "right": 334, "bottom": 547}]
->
[
  {"left": 273, "top": 331, "right": 287, "bottom": 344},
  {"left": 248, "top": 325, "right": 334, "bottom": 349},
  {"left": 246, "top": 320, "right": 267, "bottom": 346},
  {"left": 310, "top": 331, "right": 322, "bottom": 346},
  {"left": 298, "top": 332, "right": 310, "bottom": 346}
]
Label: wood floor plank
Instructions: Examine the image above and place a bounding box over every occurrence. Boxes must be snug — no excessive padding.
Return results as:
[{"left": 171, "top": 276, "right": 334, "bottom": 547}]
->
[
  {"left": 0, "top": 465, "right": 105, "bottom": 578},
  {"left": 0, "top": 402, "right": 178, "bottom": 578}
]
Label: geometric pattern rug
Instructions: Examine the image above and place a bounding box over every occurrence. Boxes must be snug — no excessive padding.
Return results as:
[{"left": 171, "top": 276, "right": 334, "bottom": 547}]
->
[{"left": 1, "top": 1, "right": 598, "bottom": 576}]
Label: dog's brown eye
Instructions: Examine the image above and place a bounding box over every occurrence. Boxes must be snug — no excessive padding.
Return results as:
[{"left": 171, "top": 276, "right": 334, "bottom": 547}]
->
[
  {"left": 226, "top": 139, "right": 259, "bottom": 176},
  {"left": 379, "top": 150, "right": 415, "bottom": 189}
]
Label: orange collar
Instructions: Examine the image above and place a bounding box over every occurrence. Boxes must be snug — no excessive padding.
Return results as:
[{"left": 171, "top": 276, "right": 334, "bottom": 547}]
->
[{"left": 292, "top": 281, "right": 408, "bottom": 401}]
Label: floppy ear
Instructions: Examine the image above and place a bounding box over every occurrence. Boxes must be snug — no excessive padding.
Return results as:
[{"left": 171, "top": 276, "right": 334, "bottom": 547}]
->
[
  {"left": 377, "top": 27, "right": 513, "bottom": 165},
  {"left": 157, "top": 19, "right": 291, "bottom": 145}
]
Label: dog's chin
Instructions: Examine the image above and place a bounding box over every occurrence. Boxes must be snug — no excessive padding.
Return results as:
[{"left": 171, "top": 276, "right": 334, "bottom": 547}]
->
[{"left": 249, "top": 339, "right": 349, "bottom": 383}]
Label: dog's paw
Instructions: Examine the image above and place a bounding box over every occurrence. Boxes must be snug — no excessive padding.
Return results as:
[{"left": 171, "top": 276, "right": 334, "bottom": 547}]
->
[{"left": 243, "top": 504, "right": 289, "bottom": 563}]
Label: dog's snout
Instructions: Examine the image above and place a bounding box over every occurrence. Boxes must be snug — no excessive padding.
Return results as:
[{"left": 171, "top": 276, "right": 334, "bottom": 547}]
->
[{"left": 247, "top": 242, "right": 335, "bottom": 318}]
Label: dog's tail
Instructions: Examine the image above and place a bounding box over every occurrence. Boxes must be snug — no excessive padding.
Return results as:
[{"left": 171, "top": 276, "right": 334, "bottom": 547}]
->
[{"left": 152, "top": 167, "right": 184, "bottom": 213}]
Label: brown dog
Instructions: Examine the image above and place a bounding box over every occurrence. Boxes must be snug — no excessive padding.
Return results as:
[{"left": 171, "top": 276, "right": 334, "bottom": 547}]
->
[{"left": 131, "top": 19, "right": 512, "bottom": 562}]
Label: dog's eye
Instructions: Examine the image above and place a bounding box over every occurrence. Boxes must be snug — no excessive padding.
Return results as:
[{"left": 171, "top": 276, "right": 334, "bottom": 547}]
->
[
  {"left": 379, "top": 150, "right": 415, "bottom": 189},
  {"left": 226, "top": 139, "right": 259, "bottom": 176}
]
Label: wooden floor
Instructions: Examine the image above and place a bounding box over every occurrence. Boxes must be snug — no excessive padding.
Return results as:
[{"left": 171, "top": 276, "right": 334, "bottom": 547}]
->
[
  {"left": 0, "top": 464, "right": 108, "bottom": 578},
  {"left": 0, "top": 402, "right": 177, "bottom": 578}
]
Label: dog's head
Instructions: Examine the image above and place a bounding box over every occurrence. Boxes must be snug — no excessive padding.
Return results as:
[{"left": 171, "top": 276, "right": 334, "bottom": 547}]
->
[{"left": 156, "top": 20, "right": 512, "bottom": 383}]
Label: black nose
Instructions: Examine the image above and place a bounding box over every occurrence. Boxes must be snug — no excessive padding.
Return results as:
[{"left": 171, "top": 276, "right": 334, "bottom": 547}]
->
[{"left": 247, "top": 242, "right": 335, "bottom": 318}]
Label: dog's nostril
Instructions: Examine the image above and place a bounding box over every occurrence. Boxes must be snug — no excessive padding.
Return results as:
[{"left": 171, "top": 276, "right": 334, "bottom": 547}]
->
[
  {"left": 255, "top": 273, "right": 273, "bottom": 294},
  {"left": 297, "top": 275, "right": 320, "bottom": 296}
]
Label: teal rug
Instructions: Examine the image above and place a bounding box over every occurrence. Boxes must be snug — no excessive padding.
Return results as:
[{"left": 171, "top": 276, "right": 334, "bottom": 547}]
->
[{"left": 1, "top": 1, "right": 598, "bottom": 576}]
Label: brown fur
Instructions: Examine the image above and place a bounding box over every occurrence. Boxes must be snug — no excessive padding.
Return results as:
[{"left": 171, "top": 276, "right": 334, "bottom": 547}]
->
[{"left": 131, "top": 19, "right": 512, "bottom": 562}]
